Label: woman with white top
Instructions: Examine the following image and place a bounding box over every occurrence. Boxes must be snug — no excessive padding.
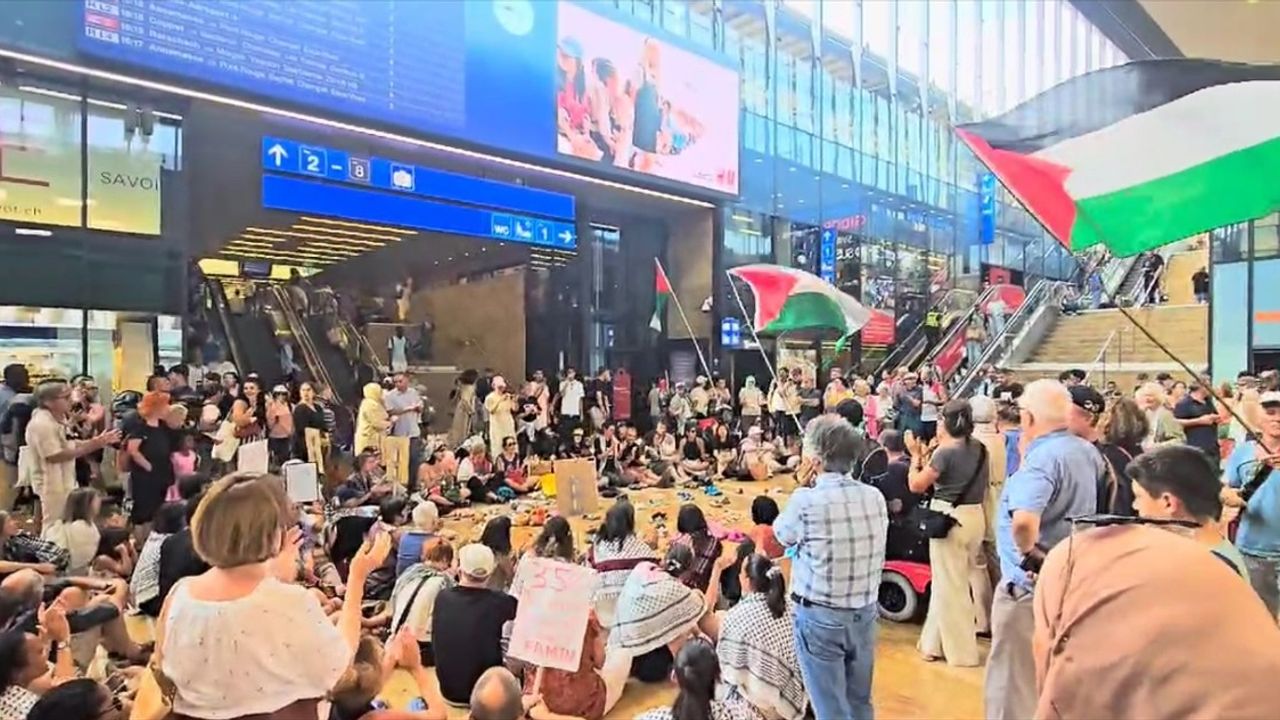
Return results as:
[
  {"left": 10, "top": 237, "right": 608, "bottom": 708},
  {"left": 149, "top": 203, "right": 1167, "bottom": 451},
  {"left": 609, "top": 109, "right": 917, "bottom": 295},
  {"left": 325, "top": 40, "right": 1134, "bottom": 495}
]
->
[
  {"left": 156, "top": 472, "right": 389, "bottom": 719},
  {"left": 44, "top": 488, "right": 101, "bottom": 577}
]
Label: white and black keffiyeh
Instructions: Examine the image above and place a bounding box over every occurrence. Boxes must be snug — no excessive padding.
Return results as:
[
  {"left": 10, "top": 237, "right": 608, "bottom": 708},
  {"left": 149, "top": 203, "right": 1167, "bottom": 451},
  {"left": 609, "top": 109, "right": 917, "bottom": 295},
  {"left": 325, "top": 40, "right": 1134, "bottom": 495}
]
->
[
  {"left": 717, "top": 593, "right": 808, "bottom": 720},
  {"left": 608, "top": 562, "right": 704, "bottom": 655},
  {"left": 637, "top": 696, "right": 764, "bottom": 720},
  {"left": 590, "top": 534, "right": 657, "bottom": 627}
]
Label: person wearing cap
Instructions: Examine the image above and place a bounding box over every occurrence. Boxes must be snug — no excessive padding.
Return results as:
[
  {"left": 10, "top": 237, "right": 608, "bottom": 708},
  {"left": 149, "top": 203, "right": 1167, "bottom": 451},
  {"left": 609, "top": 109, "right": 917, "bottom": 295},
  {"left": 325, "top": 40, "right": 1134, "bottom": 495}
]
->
[
  {"left": 985, "top": 380, "right": 1102, "bottom": 720},
  {"left": 1173, "top": 379, "right": 1221, "bottom": 468},
  {"left": 431, "top": 543, "right": 519, "bottom": 706},
  {"left": 1223, "top": 390, "right": 1280, "bottom": 618},
  {"left": 265, "top": 384, "right": 294, "bottom": 467}
]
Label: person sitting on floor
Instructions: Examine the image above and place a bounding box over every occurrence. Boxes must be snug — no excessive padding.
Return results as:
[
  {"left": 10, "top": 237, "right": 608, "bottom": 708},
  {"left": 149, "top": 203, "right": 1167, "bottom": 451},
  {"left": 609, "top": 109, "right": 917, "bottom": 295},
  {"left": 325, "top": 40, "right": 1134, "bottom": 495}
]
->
[
  {"left": 388, "top": 537, "right": 455, "bottom": 668},
  {"left": 588, "top": 499, "right": 658, "bottom": 628},
  {"left": 608, "top": 545, "right": 707, "bottom": 683},
  {"left": 44, "top": 487, "right": 104, "bottom": 577},
  {"left": 430, "top": 544, "right": 519, "bottom": 706},
  {"left": 337, "top": 450, "right": 394, "bottom": 509},
  {"left": 701, "top": 553, "right": 808, "bottom": 720},
  {"left": 418, "top": 444, "right": 465, "bottom": 511},
  {"left": 458, "top": 437, "right": 504, "bottom": 504},
  {"left": 678, "top": 426, "right": 712, "bottom": 481},
  {"left": 131, "top": 502, "right": 186, "bottom": 617},
  {"left": 672, "top": 504, "right": 723, "bottom": 593},
  {"left": 397, "top": 502, "right": 441, "bottom": 577},
  {"left": 747, "top": 496, "right": 785, "bottom": 560},
  {"left": 494, "top": 436, "right": 539, "bottom": 496},
  {"left": 635, "top": 638, "right": 763, "bottom": 720}
]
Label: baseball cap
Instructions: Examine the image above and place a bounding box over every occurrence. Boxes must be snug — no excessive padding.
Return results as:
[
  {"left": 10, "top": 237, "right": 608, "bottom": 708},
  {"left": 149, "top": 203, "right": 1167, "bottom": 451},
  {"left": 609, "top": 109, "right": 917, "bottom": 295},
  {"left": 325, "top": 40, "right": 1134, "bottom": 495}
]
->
[
  {"left": 458, "top": 543, "right": 496, "bottom": 579},
  {"left": 1069, "top": 385, "right": 1106, "bottom": 415},
  {"left": 1261, "top": 391, "right": 1280, "bottom": 407}
]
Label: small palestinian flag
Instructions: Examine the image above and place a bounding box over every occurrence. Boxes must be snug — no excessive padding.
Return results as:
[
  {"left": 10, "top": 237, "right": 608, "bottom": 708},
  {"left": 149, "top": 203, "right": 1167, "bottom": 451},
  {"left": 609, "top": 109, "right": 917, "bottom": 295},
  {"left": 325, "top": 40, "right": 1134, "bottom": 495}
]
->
[
  {"left": 957, "top": 59, "right": 1280, "bottom": 256},
  {"left": 728, "top": 264, "right": 871, "bottom": 344},
  {"left": 651, "top": 260, "right": 672, "bottom": 332}
]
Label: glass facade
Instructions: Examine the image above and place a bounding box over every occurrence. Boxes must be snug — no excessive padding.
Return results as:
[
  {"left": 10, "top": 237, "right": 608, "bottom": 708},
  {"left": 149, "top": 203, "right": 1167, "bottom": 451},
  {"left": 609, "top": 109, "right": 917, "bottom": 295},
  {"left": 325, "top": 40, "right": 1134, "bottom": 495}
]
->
[{"left": 612, "top": 0, "right": 1127, "bottom": 351}]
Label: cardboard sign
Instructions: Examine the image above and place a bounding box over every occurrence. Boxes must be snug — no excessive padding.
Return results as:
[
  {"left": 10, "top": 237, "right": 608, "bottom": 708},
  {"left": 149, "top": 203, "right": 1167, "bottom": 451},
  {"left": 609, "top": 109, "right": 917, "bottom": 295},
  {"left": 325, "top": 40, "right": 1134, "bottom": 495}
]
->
[
  {"left": 304, "top": 428, "right": 325, "bottom": 473},
  {"left": 283, "top": 462, "right": 320, "bottom": 504},
  {"left": 382, "top": 436, "right": 411, "bottom": 487},
  {"left": 508, "top": 558, "right": 597, "bottom": 672},
  {"left": 552, "top": 458, "right": 598, "bottom": 517},
  {"left": 237, "top": 439, "right": 269, "bottom": 474}
]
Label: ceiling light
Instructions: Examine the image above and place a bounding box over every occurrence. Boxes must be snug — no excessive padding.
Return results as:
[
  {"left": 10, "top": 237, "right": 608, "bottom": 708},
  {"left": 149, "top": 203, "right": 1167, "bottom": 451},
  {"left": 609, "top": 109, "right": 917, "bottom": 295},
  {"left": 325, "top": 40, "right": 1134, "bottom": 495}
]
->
[
  {"left": 298, "top": 217, "right": 415, "bottom": 235},
  {"left": 14, "top": 227, "right": 52, "bottom": 237},
  {"left": 291, "top": 224, "right": 402, "bottom": 242},
  {"left": 243, "top": 227, "right": 385, "bottom": 246}
]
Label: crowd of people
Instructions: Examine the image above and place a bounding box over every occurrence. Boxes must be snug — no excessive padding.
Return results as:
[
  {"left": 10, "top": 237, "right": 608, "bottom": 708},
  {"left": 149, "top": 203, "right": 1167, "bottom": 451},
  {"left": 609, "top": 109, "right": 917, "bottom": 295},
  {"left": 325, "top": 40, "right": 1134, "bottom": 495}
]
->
[{"left": 2, "top": 349, "right": 1280, "bottom": 719}]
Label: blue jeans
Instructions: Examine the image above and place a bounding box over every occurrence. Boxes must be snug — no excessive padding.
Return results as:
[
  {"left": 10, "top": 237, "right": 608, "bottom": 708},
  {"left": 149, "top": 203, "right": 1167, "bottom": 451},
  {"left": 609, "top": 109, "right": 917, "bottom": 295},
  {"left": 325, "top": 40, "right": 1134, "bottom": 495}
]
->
[{"left": 794, "top": 601, "right": 877, "bottom": 720}]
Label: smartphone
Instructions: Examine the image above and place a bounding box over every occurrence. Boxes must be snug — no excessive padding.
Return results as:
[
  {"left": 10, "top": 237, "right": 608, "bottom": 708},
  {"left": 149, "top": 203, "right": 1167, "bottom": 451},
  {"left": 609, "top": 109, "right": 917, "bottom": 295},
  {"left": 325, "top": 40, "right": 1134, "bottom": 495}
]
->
[{"left": 407, "top": 698, "right": 428, "bottom": 712}]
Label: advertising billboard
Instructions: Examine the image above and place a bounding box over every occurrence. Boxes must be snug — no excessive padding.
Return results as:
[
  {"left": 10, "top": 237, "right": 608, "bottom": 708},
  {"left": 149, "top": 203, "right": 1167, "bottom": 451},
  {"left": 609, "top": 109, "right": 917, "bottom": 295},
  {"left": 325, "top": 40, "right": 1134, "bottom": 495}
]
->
[
  {"left": 554, "top": 2, "right": 739, "bottom": 194},
  {"left": 77, "top": 0, "right": 740, "bottom": 196}
]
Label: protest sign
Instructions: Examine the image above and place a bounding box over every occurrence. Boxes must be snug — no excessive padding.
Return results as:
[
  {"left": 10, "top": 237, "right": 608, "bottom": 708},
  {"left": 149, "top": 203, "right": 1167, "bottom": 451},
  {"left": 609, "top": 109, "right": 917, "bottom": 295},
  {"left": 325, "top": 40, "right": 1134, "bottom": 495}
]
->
[
  {"left": 508, "top": 558, "right": 596, "bottom": 672},
  {"left": 283, "top": 462, "right": 320, "bottom": 504},
  {"left": 383, "top": 436, "right": 411, "bottom": 487},
  {"left": 552, "top": 458, "right": 599, "bottom": 517},
  {"left": 237, "top": 439, "right": 269, "bottom": 474}
]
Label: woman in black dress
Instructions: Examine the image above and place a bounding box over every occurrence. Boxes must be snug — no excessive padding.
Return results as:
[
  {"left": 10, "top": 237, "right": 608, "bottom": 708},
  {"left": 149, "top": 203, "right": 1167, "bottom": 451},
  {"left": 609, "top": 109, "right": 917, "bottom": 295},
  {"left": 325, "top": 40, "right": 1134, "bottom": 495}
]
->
[{"left": 124, "top": 391, "right": 176, "bottom": 538}]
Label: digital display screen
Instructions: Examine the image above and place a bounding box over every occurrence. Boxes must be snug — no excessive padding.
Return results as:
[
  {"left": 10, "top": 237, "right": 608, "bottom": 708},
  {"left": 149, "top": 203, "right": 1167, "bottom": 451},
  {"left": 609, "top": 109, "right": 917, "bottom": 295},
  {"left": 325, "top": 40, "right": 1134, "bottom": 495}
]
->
[{"left": 78, "top": 0, "right": 739, "bottom": 195}]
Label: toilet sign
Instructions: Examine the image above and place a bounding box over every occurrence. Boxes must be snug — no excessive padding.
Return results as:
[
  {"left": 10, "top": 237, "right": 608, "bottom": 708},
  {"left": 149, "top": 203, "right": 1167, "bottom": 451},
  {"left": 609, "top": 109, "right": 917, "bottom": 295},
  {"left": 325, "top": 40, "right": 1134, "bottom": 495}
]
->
[{"left": 508, "top": 558, "right": 597, "bottom": 671}]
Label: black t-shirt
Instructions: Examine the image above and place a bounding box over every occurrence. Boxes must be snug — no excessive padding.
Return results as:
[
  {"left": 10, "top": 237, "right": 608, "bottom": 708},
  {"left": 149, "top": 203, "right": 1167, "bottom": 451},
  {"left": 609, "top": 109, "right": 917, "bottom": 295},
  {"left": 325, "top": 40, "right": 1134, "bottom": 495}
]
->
[
  {"left": 877, "top": 458, "right": 918, "bottom": 517},
  {"left": 1192, "top": 271, "right": 1210, "bottom": 293},
  {"left": 682, "top": 438, "right": 705, "bottom": 461},
  {"left": 1174, "top": 395, "right": 1219, "bottom": 456},
  {"left": 431, "top": 585, "right": 518, "bottom": 704},
  {"left": 1096, "top": 442, "right": 1139, "bottom": 516},
  {"left": 157, "top": 528, "right": 210, "bottom": 608}
]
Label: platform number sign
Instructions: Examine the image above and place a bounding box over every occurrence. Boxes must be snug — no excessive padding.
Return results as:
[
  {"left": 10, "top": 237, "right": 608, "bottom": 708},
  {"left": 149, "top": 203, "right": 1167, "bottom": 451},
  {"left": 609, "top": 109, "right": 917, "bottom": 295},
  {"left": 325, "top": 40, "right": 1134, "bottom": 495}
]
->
[{"left": 347, "top": 157, "right": 371, "bottom": 184}]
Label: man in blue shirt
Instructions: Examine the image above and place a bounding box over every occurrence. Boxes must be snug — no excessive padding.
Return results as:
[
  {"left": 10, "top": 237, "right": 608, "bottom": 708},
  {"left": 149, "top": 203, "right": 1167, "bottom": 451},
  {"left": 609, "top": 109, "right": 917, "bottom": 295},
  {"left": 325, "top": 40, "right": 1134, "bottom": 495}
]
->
[
  {"left": 985, "top": 380, "right": 1102, "bottom": 720},
  {"left": 775, "top": 415, "right": 887, "bottom": 720},
  {"left": 1224, "top": 390, "right": 1280, "bottom": 618}
]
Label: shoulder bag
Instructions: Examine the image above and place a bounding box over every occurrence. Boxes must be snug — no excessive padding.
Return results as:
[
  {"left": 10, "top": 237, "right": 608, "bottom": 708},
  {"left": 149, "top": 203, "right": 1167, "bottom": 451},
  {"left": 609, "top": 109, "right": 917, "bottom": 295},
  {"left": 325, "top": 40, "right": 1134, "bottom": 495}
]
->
[{"left": 911, "top": 442, "right": 988, "bottom": 540}]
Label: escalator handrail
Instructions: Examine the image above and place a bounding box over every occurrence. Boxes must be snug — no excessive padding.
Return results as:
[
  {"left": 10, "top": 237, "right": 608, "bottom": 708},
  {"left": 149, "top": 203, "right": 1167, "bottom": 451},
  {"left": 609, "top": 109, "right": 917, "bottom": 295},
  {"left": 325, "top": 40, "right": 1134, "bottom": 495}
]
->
[
  {"left": 207, "top": 279, "right": 247, "bottom": 375},
  {"left": 873, "top": 287, "right": 974, "bottom": 378},
  {"left": 920, "top": 282, "right": 1005, "bottom": 373},
  {"left": 347, "top": 319, "right": 385, "bottom": 375},
  {"left": 952, "top": 279, "right": 1068, "bottom": 397},
  {"left": 272, "top": 285, "right": 341, "bottom": 405}
]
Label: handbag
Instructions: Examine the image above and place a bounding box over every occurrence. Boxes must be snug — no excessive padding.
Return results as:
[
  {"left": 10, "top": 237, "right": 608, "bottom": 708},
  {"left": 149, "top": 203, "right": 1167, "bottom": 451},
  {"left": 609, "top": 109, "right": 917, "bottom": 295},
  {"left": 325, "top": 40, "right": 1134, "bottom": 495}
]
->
[
  {"left": 912, "top": 442, "right": 987, "bottom": 540},
  {"left": 131, "top": 582, "right": 182, "bottom": 720}
]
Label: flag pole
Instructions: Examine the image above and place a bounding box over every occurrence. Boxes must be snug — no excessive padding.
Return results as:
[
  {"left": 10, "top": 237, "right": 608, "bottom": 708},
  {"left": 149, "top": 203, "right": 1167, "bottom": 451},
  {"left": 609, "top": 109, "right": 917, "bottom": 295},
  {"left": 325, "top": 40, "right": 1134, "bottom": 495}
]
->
[
  {"left": 655, "top": 258, "right": 713, "bottom": 381},
  {"left": 726, "top": 270, "right": 804, "bottom": 434}
]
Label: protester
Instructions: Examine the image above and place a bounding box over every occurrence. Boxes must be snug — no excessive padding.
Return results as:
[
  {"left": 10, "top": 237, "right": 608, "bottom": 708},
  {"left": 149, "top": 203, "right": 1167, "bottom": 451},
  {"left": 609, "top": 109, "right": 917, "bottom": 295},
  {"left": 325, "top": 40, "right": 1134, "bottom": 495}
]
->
[
  {"left": 774, "top": 414, "right": 886, "bottom": 720},
  {"left": 738, "top": 376, "right": 764, "bottom": 431},
  {"left": 1095, "top": 397, "right": 1148, "bottom": 516},
  {"left": 486, "top": 377, "right": 517, "bottom": 459},
  {"left": 1032, "top": 524, "right": 1280, "bottom": 719},
  {"left": 1135, "top": 382, "right": 1184, "bottom": 447},
  {"left": 389, "top": 536, "right": 455, "bottom": 667},
  {"left": 131, "top": 502, "right": 186, "bottom": 616},
  {"left": 1128, "top": 445, "right": 1247, "bottom": 576},
  {"left": 265, "top": 384, "right": 294, "bottom": 467},
  {"left": 907, "top": 400, "right": 988, "bottom": 667},
  {"left": 1173, "top": 379, "right": 1221, "bottom": 467},
  {"left": 672, "top": 503, "right": 722, "bottom": 592},
  {"left": 1223, "top": 390, "right": 1280, "bottom": 617},
  {"left": 386, "top": 372, "right": 426, "bottom": 487},
  {"left": 986, "top": 380, "right": 1102, "bottom": 720},
  {"left": 355, "top": 382, "right": 391, "bottom": 456},
  {"left": 705, "top": 553, "right": 807, "bottom": 720},
  {"left": 431, "top": 543, "right": 518, "bottom": 705},
  {"left": 636, "top": 641, "right": 762, "bottom": 720},
  {"left": 589, "top": 499, "right": 657, "bottom": 628},
  {"left": 479, "top": 515, "right": 516, "bottom": 593},
  {"left": 25, "top": 381, "right": 119, "bottom": 533},
  {"left": 397, "top": 501, "right": 442, "bottom": 576},
  {"left": 158, "top": 472, "right": 386, "bottom": 718},
  {"left": 608, "top": 548, "right": 707, "bottom": 683},
  {"left": 291, "top": 381, "right": 328, "bottom": 462}
]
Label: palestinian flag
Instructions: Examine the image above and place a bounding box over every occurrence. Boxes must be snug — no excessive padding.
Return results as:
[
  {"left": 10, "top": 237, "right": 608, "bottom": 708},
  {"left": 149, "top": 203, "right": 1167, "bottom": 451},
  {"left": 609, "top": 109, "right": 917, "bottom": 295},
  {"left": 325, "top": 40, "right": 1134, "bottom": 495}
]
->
[
  {"left": 957, "top": 59, "right": 1280, "bottom": 256},
  {"left": 650, "top": 260, "right": 672, "bottom": 332},
  {"left": 728, "top": 264, "right": 871, "bottom": 340}
]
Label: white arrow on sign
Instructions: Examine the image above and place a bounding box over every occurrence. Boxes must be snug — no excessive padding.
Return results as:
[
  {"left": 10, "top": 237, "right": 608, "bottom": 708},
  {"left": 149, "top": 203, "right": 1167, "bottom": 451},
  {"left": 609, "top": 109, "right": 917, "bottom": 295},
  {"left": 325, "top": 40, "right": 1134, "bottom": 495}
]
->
[{"left": 268, "top": 144, "right": 288, "bottom": 166}]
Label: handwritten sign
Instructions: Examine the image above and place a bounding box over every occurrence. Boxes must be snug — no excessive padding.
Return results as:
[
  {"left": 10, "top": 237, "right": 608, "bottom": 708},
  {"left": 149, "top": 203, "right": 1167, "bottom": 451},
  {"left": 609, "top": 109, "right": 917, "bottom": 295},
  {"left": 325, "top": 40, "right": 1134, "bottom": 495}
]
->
[
  {"left": 508, "top": 558, "right": 597, "bottom": 672},
  {"left": 237, "top": 439, "right": 269, "bottom": 474}
]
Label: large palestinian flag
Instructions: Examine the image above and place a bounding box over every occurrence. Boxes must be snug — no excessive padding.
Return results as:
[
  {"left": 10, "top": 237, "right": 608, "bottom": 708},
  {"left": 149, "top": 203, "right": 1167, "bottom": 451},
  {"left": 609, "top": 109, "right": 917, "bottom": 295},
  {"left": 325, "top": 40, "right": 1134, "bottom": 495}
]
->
[
  {"left": 728, "top": 265, "right": 871, "bottom": 339},
  {"left": 957, "top": 59, "right": 1280, "bottom": 256}
]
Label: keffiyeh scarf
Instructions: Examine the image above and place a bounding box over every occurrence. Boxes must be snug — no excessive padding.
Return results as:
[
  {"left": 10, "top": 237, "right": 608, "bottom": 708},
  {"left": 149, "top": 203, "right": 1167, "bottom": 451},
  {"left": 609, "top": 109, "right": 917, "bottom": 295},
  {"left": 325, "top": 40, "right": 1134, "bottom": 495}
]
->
[
  {"left": 608, "top": 562, "right": 704, "bottom": 655},
  {"left": 589, "top": 535, "right": 657, "bottom": 627},
  {"left": 717, "top": 593, "right": 808, "bottom": 720}
]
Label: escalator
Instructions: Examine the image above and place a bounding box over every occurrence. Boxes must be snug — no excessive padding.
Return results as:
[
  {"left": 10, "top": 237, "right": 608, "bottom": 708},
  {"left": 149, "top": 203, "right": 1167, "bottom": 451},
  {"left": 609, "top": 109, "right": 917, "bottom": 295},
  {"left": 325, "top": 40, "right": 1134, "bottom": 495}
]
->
[
  {"left": 921, "top": 281, "right": 1033, "bottom": 389},
  {"left": 873, "top": 288, "right": 981, "bottom": 378},
  {"left": 269, "top": 284, "right": 363, "bottom": 406},
  {"left": 210, "top": 279, "right": 284, "bottom": 382}
]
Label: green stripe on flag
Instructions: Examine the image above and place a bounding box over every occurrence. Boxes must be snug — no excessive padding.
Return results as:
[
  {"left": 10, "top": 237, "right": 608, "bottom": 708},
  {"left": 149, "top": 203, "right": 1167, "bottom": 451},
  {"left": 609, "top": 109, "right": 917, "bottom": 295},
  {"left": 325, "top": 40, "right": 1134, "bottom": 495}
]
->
[
  {"left": 1071, "top": 135, "right": 1280, "bottom": 256},
  {"left": 760, "top": 292, "right": 850, "bottom": 335}
]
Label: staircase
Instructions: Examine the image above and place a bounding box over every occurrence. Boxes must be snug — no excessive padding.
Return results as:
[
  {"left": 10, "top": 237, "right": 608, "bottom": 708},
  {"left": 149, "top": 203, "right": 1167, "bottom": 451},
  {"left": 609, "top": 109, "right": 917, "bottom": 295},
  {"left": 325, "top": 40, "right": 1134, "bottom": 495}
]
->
[
  {"left": 1162, "top": 246, "right": 1209, "bottom": 307},
  {"left": 1011, "top": 304, "right": 1208, "bottom": 388}
]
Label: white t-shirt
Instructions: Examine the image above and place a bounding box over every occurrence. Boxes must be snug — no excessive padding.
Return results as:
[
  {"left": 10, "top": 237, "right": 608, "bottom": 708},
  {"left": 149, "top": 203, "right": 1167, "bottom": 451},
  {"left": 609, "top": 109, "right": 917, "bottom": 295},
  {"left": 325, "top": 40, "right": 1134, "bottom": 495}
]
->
[
  {"left": 389, "top": 566, "right": 452, "bottom": 643},
  {"left": 161, "top": 578, "right": 352, "bottom": 719},
  {"left": 560, "top": 380, "right": 585, "bottom": 417},
  {"left": 922, "top": 385, "right": 941, "bottom": 423}
]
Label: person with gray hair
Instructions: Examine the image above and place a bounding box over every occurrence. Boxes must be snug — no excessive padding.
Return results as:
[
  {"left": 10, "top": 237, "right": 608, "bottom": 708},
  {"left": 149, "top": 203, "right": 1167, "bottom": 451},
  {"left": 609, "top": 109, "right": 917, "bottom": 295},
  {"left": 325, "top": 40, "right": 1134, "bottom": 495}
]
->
[
  {"left": 25, "top": 381, "right": 118, "bottom": 533},
  {"left": 773, "top": 414, "right": 886, "bottom": 720},
  {"left": 968, "top": 394, "right": 1005, "bottom": 633},
  {"left": 985, "top": 379, "right": 1103, "bottom": 720}
]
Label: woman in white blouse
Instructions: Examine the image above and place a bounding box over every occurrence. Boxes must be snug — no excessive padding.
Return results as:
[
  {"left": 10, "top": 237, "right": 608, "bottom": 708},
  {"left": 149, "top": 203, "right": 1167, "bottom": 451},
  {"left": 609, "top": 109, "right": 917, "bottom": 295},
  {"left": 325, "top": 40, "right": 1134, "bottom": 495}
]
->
[{"left": 156, "top": 472, "right": 390, "bottom": 719}]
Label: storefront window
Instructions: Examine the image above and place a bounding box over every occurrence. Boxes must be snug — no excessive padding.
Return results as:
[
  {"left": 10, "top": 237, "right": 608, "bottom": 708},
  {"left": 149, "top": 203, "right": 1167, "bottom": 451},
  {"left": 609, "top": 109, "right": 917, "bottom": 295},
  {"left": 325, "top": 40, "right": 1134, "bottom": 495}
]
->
[
  {"left": 0, "top": 307, "right": 84, "bottom": 382},
  {"left": 1254, "top": 213, "right": 1280, "bottom": 260},
  {"left": 1211, "top": 223, "right": 1249, "bottom": 264}
]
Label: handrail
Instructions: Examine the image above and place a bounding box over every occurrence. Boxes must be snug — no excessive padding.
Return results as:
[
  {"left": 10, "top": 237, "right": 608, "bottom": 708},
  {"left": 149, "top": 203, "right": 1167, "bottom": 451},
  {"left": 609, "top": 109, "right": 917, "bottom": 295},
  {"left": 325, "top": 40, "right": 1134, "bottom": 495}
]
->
[
  {"left": 921, "top": 283, "right": 1005, "bottom": 374},
  {"left": 271, "top": 285, "right": 340, "bottom": 404},
  {"left": 874, "top": 287, "right": 984, "bottom": 378},
  {"left": 207, "top": 278, "right": 245, "bottom": 374},
  {"left": 1129, "top": 258, "right": 1167, "bottom": 307},
  {"left": 1083, "top": 326, "right": 1131, "bottom": 386},
  {"left": 952, "top": 279, "right": 1069, "bottom": 397}
]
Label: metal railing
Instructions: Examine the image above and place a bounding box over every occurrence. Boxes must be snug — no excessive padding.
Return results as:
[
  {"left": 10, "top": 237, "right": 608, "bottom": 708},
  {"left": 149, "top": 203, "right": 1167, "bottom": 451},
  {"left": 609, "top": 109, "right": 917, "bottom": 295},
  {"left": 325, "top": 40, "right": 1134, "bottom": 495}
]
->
[
  {"left": 206, "top": 279, "right": 245, "bottom": 373},
  {"left": 873, "top": 287, "right": 986, "bottom": 378},
  {"left": 921, "top": 283, "right": 1006, "bottom": 376},
  {"left": 951, "top": 279, "right": 1070, "bottom": 397},
  {"left": 1083, "top": 326, "right": 1132, "bottom": 387},
  {"left": 270, "top": 285, "right": 340, "bottom": 403}
]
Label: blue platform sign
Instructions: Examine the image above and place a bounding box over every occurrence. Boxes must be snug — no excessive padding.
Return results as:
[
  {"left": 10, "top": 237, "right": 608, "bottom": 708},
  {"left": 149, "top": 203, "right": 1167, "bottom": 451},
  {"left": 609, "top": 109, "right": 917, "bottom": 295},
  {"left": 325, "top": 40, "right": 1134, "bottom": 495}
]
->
[
  {"left": 261, "top": 137, "right": 298, "bottom": 173},
  {"left": 979, "top": 173, "right": 997, "bottom": 245},
  {"left": 720, "top": 317, "right": 742, "bottom": 348},
  {"left": 298, "top": 146, "right": 328, "bottom": 177},
  {"left": 490, "top": 214, "right": 514, "bottom": 240},
  {"left": 819, "top": 228, "right": 837, "bottom": 284}
]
